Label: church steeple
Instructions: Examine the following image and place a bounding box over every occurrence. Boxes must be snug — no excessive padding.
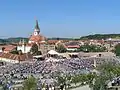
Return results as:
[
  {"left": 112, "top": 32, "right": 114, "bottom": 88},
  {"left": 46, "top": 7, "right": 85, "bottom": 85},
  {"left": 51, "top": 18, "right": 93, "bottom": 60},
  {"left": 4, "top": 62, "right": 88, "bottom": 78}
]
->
[
  {"left": 34, "top": 20, "right": 40, "bottom": 36},
  {"left": 35, "top": 20, "right": 40, "bottom": 31}
]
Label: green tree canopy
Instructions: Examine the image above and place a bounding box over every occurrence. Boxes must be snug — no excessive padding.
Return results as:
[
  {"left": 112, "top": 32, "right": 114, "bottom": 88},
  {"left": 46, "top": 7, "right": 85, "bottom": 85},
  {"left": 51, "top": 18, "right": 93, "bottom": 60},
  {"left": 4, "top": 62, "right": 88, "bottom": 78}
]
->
[
  {"left": 92, "top": 62, "right": 120, "bottom": 90},
  {"left": 80, "top": 34, "right": 120, "bottom": 40},
  {"left": 114, "top": 43, "right": 120, "bottom": 56},
  {"left": 77, "top": 44, "right": 106, "bottom": 52},
  {"left": 55, "top": 44, "right": 67, "bottom": 53},
  {"left": 57, "top": 76, "right": 66, "bottom": 85},
  {"left": 30, "top": 43, "right": 42, "bottom": 55},
  {"left": 23, "top": 76, "right": 37, "bottom": 90},
  {"left": 10, "top": 50, "right": 23, "bottom": 55}
]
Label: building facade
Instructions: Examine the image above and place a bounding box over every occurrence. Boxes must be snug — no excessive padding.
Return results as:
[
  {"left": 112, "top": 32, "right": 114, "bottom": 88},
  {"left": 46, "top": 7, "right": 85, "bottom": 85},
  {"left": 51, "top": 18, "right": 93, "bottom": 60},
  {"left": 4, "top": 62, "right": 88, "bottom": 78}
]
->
[{"left": 17, "top": 20, "right": 55, "bottom": 54}]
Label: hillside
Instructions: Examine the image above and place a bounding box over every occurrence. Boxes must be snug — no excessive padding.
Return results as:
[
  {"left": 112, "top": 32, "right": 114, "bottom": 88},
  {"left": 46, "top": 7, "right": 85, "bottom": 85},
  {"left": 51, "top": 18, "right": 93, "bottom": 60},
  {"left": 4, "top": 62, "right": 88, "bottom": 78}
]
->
[
  {"left": 6, "top": 37, "right": 29, "bottom": 43},
  {"left": 0, "top": 34, "right": 120, "bottom": 44},
  {"left": 48, "top": 37, "right": 74, "bottom": 40},
  {"left": 80, "top": 34, "right": 120, "bottom": 40},
  {"left": 0, "top": 37, "right": 29, "bottom": 44},
  {"left": 0, "top": 39, "right": 9, "bottom": 44}
]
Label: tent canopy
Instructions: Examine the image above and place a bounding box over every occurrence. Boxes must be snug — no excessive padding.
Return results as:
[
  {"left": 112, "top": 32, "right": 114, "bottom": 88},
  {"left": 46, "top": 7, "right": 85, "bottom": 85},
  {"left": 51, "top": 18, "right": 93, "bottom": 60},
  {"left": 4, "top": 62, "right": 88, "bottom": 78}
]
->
[
  {"left": 33, "top": 55, "right": 43, "bottom": 58},
  {"left": 48, "top": 50, "right": 59, "bottom": 55}
]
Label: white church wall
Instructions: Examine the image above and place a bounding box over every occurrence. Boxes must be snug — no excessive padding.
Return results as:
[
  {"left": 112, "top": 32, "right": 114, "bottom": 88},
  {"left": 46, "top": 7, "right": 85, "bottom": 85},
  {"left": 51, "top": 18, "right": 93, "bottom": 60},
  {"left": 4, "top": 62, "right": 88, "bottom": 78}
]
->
[
  {"left": 17, "top": 46, "right": 24, "bottom": 53},
  {"left": 25, "top": 46, "right": 31, "bottom": 53},
  {"left": 17, "top": 45, "right": 31, "bottom": 53}
]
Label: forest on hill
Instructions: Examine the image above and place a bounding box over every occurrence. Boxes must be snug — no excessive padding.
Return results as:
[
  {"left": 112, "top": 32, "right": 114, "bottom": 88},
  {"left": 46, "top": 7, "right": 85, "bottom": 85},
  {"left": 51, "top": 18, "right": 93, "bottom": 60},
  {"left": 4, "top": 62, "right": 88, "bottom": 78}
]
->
[
  {"left": 50, "top": 34, "right": 120, "bottom": 40},
  {"left": 0, "top": 34, "right": 120, "bottom": 44},
  {"left": 0, "top": 37, "right": 28, "bottom": 44},
  {"left": 0, "top": 37, "right": 73, "bottom": 44},
  {"left": 80, "top": 34, "right": 120, "bottom": 40}
]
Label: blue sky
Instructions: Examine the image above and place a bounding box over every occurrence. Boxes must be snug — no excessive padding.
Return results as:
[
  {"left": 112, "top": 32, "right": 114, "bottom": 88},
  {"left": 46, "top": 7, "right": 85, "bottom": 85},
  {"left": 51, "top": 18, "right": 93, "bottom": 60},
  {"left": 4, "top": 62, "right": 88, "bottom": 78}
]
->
[{"left": 0, "top": 0, "right": 120, "bottom": 38}]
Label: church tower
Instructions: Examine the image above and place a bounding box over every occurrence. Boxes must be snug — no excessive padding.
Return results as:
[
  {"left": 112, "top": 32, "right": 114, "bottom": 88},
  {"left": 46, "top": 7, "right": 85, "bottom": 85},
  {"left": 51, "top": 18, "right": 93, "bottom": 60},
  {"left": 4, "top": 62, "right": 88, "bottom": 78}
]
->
[
  {"left": 34, "top": 20, "right": 40, "bottom": 36},
  {"left": 29, "top": 20, "right": 46, "bottom": 44}
]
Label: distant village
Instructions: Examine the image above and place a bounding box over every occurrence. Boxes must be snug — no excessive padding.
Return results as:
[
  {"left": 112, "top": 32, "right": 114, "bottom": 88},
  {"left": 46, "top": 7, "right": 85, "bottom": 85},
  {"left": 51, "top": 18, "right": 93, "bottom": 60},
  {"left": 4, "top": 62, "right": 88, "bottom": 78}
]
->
[
  {"left": 0, "top": 20, "right": 120, "bottom": 90},
  {"left": 0, "top": 20, "right": 118, "bottom": 63}
]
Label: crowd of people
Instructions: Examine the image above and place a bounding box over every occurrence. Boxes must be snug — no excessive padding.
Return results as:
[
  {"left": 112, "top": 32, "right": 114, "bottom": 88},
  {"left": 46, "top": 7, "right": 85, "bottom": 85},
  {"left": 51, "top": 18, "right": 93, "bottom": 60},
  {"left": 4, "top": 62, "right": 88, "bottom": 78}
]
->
[
  {"left": 108, "top": 76, "right": 120, "bottom": 89},
  {"left": 0, "top": 56, "right": 118, "bottom": 90}
]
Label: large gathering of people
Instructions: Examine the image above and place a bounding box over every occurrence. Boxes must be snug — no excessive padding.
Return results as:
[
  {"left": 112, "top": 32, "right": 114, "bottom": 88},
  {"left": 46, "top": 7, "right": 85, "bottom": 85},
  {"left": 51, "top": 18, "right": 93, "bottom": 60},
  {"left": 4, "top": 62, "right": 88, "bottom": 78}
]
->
[{"left": 0, "top": 56, "right": 118, "bottom": 90}]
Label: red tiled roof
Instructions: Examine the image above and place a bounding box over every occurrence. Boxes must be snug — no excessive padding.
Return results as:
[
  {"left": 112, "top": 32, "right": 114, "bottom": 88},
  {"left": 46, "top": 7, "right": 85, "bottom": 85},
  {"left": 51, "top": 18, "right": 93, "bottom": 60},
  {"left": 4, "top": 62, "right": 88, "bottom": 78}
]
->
[
  {"left": 29, "top": 34, "right": 46, "bottom": 42},
  {"left": 97, "top": 40, "right": 105, "bottom": 43},
  {"left": 0, "top": 53, "right": 33, "bottom": 61},
  {"left": 26, "top": 43, "right": 33, "bottom": 46},
  {"left": 47, "top": 40, "right": 59, "bottom": 44},
  {"left": 18, "top": 43, "right": 33, "bottom": 47},
  {"left": 1, "top": 45, "right": 16, "bottom": 52}
]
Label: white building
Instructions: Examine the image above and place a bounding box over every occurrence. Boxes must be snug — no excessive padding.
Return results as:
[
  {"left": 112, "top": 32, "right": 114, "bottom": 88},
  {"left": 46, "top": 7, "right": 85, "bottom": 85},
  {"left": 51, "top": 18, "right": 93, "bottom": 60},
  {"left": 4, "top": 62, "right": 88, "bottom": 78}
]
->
[
  {"left": 17, "top": 20, "right": 55, "bottom": 54},
  {"left": 17, "top": 43, "right": 32, "bottom": 53}
]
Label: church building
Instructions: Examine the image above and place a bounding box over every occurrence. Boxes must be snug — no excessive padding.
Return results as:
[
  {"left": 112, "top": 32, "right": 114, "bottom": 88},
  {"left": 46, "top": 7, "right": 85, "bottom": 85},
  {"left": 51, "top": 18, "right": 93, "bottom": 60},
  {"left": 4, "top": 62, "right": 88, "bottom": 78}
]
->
[
  {"left": 29, "top": 20, "right": 46, "bottom": 44},
  {"left": 17, "top": 20, "right": 55, "bottom": 54}
]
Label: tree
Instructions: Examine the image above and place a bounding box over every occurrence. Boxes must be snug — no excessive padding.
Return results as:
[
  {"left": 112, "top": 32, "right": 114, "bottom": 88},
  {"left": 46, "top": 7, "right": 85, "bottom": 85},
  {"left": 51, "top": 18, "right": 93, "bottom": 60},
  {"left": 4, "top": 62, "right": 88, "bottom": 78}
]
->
[
  {"left": 57, "top": 75, "right": 66, "bottom": 85},
  {"left": 23, "top": 76, "right": 37, "bottom": 90},
  {"left": 55, "top": 44, "right": 67, "bottom": 53},
  {"left": 92, "top": 62, "right": 120, "bottom": 90},
  {"left": 30, "top": 43, "right": 42, "bottom": 55},
  {"left": 80, "top": 34, "right": 120, "bottom": 40},
  {"left": 77, "top": 44, "right": 106, "bottom": 52},
  {"left": 85, "top": 73, "right": 97, "bottom": 90},
  {"left": 56, "top": 74, "right": 72, "bottom": 90},
  {"left": 2, "top": 47, "right": 5, "bottom": 52},
  {"left": 66, "top": 75, "right": 72, "bottom": 88},
  {"left": 10, "top": 50, "right": 23, "bottom": 55},
  {"left": 114, "top": 43, "right": 120, "bottom": 56},
  {"left": 72, "top": 75, "right": 80, "bottom": 86},
  {"left": 93, "top": 75, "right": 107, "bottom": 90},
  {"left": 10, "top": 50, "right": 19, "bottom": 54}
]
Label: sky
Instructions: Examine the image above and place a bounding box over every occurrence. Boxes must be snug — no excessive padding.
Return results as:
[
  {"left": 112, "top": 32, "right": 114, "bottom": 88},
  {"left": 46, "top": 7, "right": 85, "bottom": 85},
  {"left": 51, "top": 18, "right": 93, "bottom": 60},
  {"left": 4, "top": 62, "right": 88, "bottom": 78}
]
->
[{"left": 0, "top": 0, "right": 120, "bottom": 38}]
